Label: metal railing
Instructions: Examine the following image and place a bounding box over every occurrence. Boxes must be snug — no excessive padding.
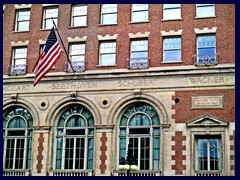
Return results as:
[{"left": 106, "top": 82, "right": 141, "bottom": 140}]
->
[
  {"left": 49, "top": 170, "right": 93, "bottom": 176},
  {"left": 127, "top": 57, "right": 149, "bottom": 69},
  {"left": 194, "top": 54, "right": 218, "bottom": 66},
  {"left": 64, "top": 61, "right": 85, "bottom": 72},
  {"left": 3, "top": 169, "right": 30, "bottom": 176},
  {"left": 112, "top": 170, "right": 162, "bottom": 176},
  {"left": 7, "top": 64, "right": 26, "bottom": 75},
  {"left": 195, "top": 171, "right": 222, "bottom": 176}
]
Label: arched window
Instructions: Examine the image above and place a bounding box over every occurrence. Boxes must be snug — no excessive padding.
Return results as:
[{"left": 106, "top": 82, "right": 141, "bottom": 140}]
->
[
  {"left": 3, "top": 107, "right": 33, "bottom": 170},
  {"left": 119, "top": 103, "right": 160, "bottom": 170},
  {"left": 54, "top": 105, "right": 94, "bottom": 170}
]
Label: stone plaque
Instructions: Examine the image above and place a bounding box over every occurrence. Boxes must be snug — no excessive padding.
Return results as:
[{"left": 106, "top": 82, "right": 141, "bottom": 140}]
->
[{"left": 191, "top": 95, "right": 224, "bottom": 109}]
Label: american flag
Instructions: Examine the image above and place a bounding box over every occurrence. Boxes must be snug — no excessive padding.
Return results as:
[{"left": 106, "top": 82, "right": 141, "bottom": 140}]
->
[{"left": 33, "top": 27, "right": 62, "bottom": 86}]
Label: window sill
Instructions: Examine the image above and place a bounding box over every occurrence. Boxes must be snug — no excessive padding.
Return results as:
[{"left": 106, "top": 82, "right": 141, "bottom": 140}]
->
[
  {"left": 97, "top": 64, "right": 117, "bottom": 67},
  {"left": 39, "top": 28, "right": 55, "bottom": 31},
  {"left": 195, "top": 16, "right": 216, "bottom": 19},
  {"left": 129, "top": 21, "right": 149, "bottom": 24},
  {"left": 68, "top": 25, "right": 88, "bottom": 29},
  {"left": 161, "top": 61, "right": 182, "bottom": 64},
  {"left": 98, "top": 23, "right": 118, "bottom": 26},
  {"left": 161, "top": 18, "right": 182, "bottom": 22},
  {"left": 12, "top": 30, "right": 30, "bottom": 33}
]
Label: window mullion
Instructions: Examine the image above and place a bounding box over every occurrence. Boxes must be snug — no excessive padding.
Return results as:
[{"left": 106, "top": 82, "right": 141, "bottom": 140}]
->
[
  {"left": 207, "top": 140, "right": 210, "bottom": 171},
  {"left": 84, "top": 135, "right": 88, "bottom": 169},
  {"left": 73, "top": 138, "right": 76, "bottom": 170},
  {"left": 62, "top": 137, "right": 66, "bottom": 170},
  {"left": 13, "top": 138, "right": 17, "bottom": 169}
]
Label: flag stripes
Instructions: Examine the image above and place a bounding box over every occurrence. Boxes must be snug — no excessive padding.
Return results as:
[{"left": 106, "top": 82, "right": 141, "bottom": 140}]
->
[{"left": 33, "top": 27, "right": 62, "bottom": 86}]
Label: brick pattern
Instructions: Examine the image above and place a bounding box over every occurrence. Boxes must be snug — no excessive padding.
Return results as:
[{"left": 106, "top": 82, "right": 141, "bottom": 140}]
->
[
  {"left": 230, "top": 130, "right": 235, "bottom": 171},
  {"left": 36, "top": 133, "right": 44, "bottom": 173},
  {"left": 99, "top": 132, "right": 107, "bottom": 174},
  {"left": 172, "top": 90, "right": 235, "bottom": 123},
  {"left": 3, "top": 4, "right": 235, "bottom": 74},
  {"left": 171, "top": 131, "right": 186, "bottom": 175}
]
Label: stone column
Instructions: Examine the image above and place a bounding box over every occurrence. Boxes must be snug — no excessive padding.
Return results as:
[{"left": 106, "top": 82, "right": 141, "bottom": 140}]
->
[
  {"left": 31, "top": 126, "right": 51, "bottom": 176},
  {"left": 94, "top": 125, "right": 114, "bottom": 176}
]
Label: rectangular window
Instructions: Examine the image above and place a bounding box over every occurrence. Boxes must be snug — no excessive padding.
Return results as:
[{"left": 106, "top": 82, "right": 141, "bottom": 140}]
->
[
  {"left": 163, "top": 37, "right": 181, "bottom": 62},
  {"left": 101, "top": 4, "right": 117, "bottom": 24},
  {"left": 71, "top": 4, "right": 87, "bottom": 27},
  {"left": 9, "top": 47, "right": 27, "bottom": 75},
  {"left": 196, "top": 4, "right": 215, "bottom": 17},
  {"left": 196, "top": 136, "right": 221, "bottom": 171},
  {"left": 43, "top": 6, "right": 58, "bottom": 29},
  {"left": 99, "top": 42, "right": 116, "bottom": 65},
  {"left": 130, "top": 40, "right": 148, "bottom": 58},
  {"left": 197, "top": 34, "right": 216, "bottom": 65},
  {"left": 131, "top": 4, "right": 148, "bottom": 22},
  {"left": 163, "top": 4, "right": 181, "bottom": 20},
  {"left": 15, "top": 9, "right": 30, "bottom": 31},
  {"left": 68, "top": 43, "right": 86, "bottom": 72}
]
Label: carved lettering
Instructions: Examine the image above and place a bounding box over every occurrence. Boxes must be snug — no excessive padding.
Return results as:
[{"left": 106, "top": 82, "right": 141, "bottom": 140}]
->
[
  {"left": 52, "top": 82, "right": 97, "bottom": 90},
  {"left": 3, "top": 85, "right": 31, "bottom": 92},
  {"left": 189, "top": 76, "right": 225, "bottom": 84},
  {"left": 118, "top": 79, "right": 154, "bottom": 87}
]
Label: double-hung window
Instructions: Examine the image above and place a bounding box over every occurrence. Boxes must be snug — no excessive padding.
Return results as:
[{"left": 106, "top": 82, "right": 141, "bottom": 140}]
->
[
  {"left": 3, "top": 107, "right": 33, "bottom": 175},
  {"left": 15, "top": 9, "right": 30, "bottom": 31},
  {"left": 131, "top": 4, "right": 148, "bottom": 22},
  {"left": 10, "top": 47, "right": 27, "bottom": 75},
  {"left": 163, "top": 4, "right": 181, "bottom": 20},
  {"left": 43, "top": 6, "right": 58, "bottom": 29},
  {"left": 69, "top": 43, "right": 86, "bottom": 72},
  {"left": 101, "top": 4, "right": 117, "bottom": 24},
  {"left": 54, "top": 106, "right": 94, "bottom": 170},
  {"left": 163, "top": 37, "right": 181, "bottom": 62},
  {"left": 196, "top": 4, "right": 215, "bottom": 18},
  {"left": 99, "top": 42, "right": 116, "bottom": 66},
  {"left": 71, "top": 4, "right": 87, "bottom": 27},
  {"left": 197, "top": 34, "right": 217, "bottom": 65},
  {"left": 196, "top": 136, "right": 221, "bottom": 172}
]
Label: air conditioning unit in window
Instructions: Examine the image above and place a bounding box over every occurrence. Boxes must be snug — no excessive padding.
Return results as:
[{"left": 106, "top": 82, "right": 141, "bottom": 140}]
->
[{"left": 64, "top": 61, "right": 85, "bottom": 72}]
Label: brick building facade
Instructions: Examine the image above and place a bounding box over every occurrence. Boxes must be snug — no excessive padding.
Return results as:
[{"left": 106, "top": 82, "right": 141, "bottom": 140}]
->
[{"left": 3, "top": 4, "right": 235, "bottom": 176}]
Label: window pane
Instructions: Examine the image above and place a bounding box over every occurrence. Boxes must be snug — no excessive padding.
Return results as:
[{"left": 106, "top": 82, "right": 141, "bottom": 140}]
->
[
  {"left": 164, "top": 50, "right": 181, "bottom": 61},
  {"left": 132, "top": 11, "right": 148, "bottom": 22},
  {"left": 131, "top": 52, "right": 148, "bottom": 58},
  {"left": 164, "top": 4, "right": 180, "bottom": 9},
  {"left": 164, "top": 9, "right": 181, "bottom": 19},
  {"left": 100, "top": 54, "right": 116, "bottom": 65},
  {"left": 132, "top": 4, "right": 148, "bottom": 11},
  {"left": 102, "top": 4, "right": 117, "bottom": 13},
  {"left": 102, "top": 14, "right": 117, "bottom": 24},
  {"left": 73, "top": 16, "right": 87, "bottom": 26},
  {"left": 197, "top": 5, "right": 215, "bottom": 17},
  {"left": 73, "top": 5, "right": 87, "bottom": 16}
]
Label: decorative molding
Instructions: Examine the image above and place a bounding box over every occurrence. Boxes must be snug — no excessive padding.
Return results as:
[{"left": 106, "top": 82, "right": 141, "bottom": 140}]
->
[
  {"left": 42, "top": 4, "right": 58, "bottom": 7},
  {"left": 161, "top": 30, "right": 183, "bottom": 36},
  {"left": 191, "top": 94, "right": 224, "bottom": 109},
  {"left": 95, "top": 124, "right": 114, "bottom": 130},
  {"left": 97, "top": 34, "right": 118, "bottom": 40},
  {"left": 194, "top": 27, "right": 217, "bottom": 34},
  {"left": 38, "top": 39, "right": 46, "bottom": 45},
  {"left": 129, "top": 32, "right": 150, "bottom": 38},
  {"left": 67, "top": 36, "right": 87, "bottom": 42},
  {"left": 11, "top": 40, "right": 29, "bottom": 47},
  {"left": 14, "top": 4, "right": 32, "bottom": 9}
]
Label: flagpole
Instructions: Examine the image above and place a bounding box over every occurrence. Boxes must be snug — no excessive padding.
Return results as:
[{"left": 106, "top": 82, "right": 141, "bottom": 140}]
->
[{"left": 51, "top": 18, "right": 75, "bottom": 73}]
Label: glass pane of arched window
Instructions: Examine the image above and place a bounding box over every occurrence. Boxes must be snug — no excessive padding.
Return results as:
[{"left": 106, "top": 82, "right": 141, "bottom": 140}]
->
[
  {"left": 66, "top": 115, "right": 86, "bottom": 127},
  {"left": 8, "top": 117, "right": 26, "bottom": 128}
]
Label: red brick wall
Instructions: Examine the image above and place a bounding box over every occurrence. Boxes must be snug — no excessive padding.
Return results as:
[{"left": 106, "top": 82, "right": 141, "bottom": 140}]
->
[
  {"left": 36, "top": 133, "right": 44, "bottom": 173},
  {"left": 230, "top": 130, "right": 235, "bottom": 171},
  {"left": 3, "top": 4, "right": 235, "bottom": 74},
  {"left": 172, "top": 90, "right": 235, "bottom": 123},
  {"left": 99, "top": 132, "right": 107, "bottom": 174}
]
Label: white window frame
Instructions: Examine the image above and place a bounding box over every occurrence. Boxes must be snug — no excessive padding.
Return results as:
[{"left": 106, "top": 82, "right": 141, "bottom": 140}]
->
[
  {"left": 131, "top": 4, "right": 149, "bottom": 22},
  {"left": 163, "top": 4, "right": 181, "bottom": 20},
  {"left": 101, "top": 4, "right": 117, "bottom": 24},
  {"left": 163, "top": 36, "right": 181, "bottom": 62},
  {"left": 71, "top": 4, "right": 87, "bottom": 27},
  {"left": 196, "top": 4, "right": 215, "bottom": 18},
  {"left": 42, "top": 6, "right": 58, "bottom": 29},
  {"left": 99, "top": 41, "right": 116, "bottom": 66},
  {"left": 68, "top": 43, "right": 86, "bottom": 71},
  {"left": 15, "top": 9, "right": 30, "bottom": 31}
]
